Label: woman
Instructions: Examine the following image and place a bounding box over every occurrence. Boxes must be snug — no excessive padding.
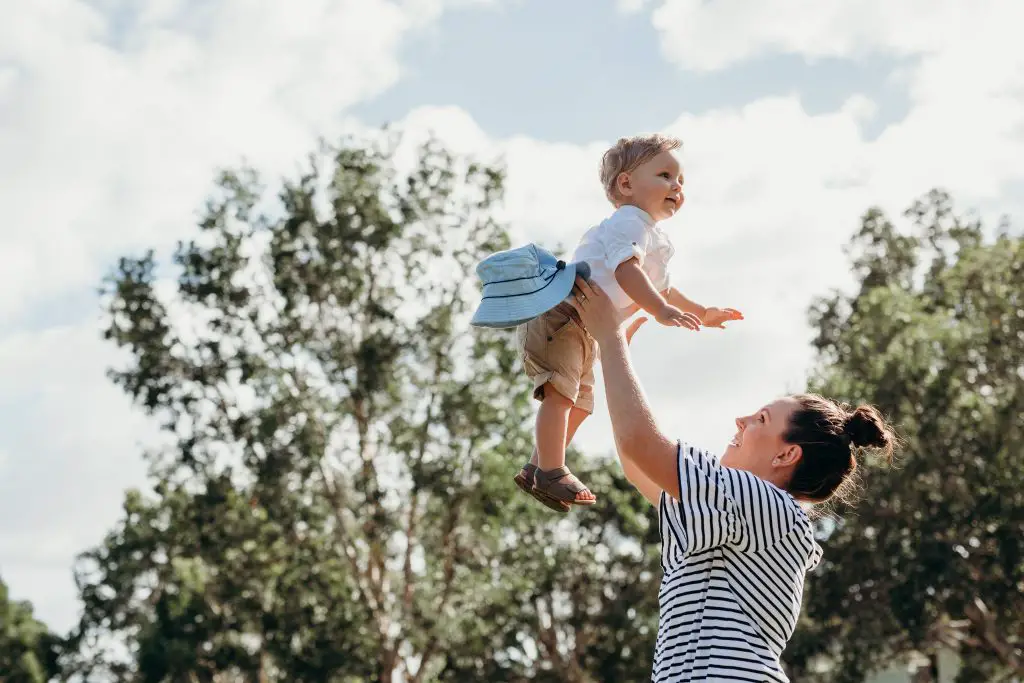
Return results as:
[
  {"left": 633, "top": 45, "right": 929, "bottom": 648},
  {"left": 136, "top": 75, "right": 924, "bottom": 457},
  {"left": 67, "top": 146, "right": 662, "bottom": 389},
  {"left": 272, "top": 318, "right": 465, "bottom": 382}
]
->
[{"left": 569, "top": 277, "right": 896, "bottom": 683}]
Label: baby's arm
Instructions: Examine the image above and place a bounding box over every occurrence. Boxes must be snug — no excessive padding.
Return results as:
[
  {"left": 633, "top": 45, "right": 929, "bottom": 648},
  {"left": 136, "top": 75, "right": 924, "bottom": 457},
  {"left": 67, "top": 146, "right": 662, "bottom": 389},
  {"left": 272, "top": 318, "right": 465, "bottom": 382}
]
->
[
  {"left": 666, "top": 287, "right": 745, "bottom": 328},
  {"left": 615, "top": 260, "right": 699, "bottom": 329},
  {"left": 664, "top": 288, "right": 707, "bottom": 321}
]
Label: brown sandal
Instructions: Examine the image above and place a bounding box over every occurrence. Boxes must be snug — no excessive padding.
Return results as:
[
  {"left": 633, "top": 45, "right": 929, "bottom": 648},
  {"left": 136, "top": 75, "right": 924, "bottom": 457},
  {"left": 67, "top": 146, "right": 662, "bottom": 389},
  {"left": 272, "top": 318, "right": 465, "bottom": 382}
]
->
[
  {"left": 514, "top": 463, "right": 570, "bottom": 513},
  {"left": 532, "top": 466, "right": 597, "bottom": 507}
]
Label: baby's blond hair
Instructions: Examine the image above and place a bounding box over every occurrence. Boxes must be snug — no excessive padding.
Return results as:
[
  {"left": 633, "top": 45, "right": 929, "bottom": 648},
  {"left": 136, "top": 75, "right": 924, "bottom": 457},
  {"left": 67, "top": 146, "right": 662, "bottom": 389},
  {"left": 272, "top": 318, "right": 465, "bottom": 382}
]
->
[{"left": 600, "top": 133, "right": 682, "bottom": 204}]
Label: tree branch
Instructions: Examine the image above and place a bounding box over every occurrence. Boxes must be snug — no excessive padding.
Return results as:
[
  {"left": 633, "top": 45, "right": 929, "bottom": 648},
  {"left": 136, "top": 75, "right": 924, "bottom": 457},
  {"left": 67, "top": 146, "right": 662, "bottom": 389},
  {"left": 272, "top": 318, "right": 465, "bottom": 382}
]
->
[
  {"left": 965, "top": 597, "right": 1024, "bottom": 674},
  {"left": 409, "top": 500, "right": 462, "bottom": 683},
  {"left": 318, "top": 456, "right": 382, "bottom": 624},
  {"left": 534, "top": 596, "right": 569, "bottom": 679}
]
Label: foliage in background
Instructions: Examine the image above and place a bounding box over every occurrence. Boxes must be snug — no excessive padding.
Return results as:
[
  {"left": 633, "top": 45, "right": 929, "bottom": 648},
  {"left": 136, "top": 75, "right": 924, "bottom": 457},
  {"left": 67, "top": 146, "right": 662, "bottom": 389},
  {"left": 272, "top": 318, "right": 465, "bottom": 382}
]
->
[
  {"left": 59, "top": 135, "right": 660, "bottom": 683},
  {"left": 0, "top": 576, "right": 61, "bottom": 683},
  {"left": 785, "top": 190, "right": 1024, "bottom": 683}
]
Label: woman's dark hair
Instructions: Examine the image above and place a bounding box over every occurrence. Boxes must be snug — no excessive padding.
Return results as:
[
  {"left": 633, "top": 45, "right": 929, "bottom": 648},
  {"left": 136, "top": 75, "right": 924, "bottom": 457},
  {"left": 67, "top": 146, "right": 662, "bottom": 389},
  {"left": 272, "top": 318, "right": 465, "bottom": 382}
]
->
[{"left": 783, "top": 393, "right": 897, "bottom": 504}]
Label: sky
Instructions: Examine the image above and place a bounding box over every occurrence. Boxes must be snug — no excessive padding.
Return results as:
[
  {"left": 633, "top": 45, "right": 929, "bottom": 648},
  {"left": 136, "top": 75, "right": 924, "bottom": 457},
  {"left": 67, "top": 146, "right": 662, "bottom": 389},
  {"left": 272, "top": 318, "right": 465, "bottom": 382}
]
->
[{"left": 2, "top": 0, "right": 1024, "bottom": 635}]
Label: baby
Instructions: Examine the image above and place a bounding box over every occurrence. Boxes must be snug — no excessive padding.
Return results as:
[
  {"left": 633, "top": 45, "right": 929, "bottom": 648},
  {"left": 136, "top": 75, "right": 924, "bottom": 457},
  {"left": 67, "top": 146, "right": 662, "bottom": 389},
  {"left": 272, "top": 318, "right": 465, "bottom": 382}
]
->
[{"left": 514, "top": 133, "right": 743, "bottom": 512}]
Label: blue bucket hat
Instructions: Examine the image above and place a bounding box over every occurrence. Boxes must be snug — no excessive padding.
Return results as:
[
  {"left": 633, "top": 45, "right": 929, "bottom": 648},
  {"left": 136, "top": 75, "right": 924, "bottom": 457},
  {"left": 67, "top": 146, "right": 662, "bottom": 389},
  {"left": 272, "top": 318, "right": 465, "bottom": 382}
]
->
[{"left": 470, "top": 244, "right": 591, "bottom": 329}]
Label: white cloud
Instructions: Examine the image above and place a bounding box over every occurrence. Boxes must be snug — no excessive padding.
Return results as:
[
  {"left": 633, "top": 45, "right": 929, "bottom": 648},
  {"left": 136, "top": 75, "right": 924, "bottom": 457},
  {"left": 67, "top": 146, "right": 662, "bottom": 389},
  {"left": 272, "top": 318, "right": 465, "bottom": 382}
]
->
[
  {"left": 0, "top": 322, "right": 154, "bottom": 631},
  {"left": 644, "top": 1, "right": 1024, "bottom": 202},
  {"left": 616, "top": 0, "right": 652, "bottom": 14},
  {"left": 0, "top": 0, "right": 485, "bottom": 631},
  {"left": 647, "top": 1, "right": 1021, "bottom": 74},
  {"left": 0, "top": 0, "right": 477, "bottom": 325}
]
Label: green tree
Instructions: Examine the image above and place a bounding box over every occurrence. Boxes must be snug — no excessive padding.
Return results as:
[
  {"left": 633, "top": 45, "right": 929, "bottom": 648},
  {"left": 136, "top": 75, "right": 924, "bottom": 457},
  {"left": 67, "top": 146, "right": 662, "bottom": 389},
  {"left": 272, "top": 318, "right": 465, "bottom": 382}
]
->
[
  {"left": 67, "top": 135, "right": 662, "bottom": 682},
  {"left": 0, "top": 576, "right": 60, "bottom": 683},
  {"left": 784, "top": 190, "right": 1024, "bottom": 683}
]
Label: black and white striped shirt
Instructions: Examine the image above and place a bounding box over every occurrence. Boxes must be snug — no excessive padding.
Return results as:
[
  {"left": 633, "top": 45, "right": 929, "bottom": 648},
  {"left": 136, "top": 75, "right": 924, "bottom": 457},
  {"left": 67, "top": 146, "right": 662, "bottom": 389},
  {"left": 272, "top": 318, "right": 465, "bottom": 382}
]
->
[{"left": 653, "top": 442, "right": 823, "bottom": 682}]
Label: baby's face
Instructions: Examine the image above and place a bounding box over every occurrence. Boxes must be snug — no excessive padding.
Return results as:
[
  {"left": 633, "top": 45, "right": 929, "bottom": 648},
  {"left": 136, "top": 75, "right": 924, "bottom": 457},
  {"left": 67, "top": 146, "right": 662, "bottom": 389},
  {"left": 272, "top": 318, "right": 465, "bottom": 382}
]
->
[{"left": 620, "top": 150, "right": 684, "bottom": 221}]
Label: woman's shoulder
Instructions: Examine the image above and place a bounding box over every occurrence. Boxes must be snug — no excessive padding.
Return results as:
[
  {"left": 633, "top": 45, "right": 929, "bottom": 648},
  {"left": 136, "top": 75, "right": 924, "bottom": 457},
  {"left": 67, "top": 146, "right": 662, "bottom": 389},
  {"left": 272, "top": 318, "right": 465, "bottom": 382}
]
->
[
  {"left": 682, "top": 442, "right": 803, "bottom": 510},
  {"left": 678, "top": 441, "right": 817, "bottom": 536}
]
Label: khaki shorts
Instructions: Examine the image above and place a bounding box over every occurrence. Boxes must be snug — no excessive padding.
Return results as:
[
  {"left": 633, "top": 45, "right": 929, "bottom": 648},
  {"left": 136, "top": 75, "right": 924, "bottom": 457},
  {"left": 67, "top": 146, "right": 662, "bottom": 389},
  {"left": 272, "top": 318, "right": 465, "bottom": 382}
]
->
[{"left": 516, "top": 302, "right": 597, "bottom": 414}]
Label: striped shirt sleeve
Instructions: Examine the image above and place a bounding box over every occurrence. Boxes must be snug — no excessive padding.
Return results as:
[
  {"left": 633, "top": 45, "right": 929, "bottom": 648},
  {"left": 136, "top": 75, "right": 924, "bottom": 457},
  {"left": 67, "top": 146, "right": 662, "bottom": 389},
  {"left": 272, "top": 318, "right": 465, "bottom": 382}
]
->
[{"left": 659, "top": 441, "right": 806, "bottom": 559}]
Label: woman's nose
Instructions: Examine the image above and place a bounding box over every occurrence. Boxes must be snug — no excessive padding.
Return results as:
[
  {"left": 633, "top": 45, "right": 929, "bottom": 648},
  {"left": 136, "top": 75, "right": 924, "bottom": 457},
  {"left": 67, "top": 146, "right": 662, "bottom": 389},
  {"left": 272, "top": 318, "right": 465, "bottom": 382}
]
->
[{"left": 735, "top": 417, "right": 744, "bottom": 431}]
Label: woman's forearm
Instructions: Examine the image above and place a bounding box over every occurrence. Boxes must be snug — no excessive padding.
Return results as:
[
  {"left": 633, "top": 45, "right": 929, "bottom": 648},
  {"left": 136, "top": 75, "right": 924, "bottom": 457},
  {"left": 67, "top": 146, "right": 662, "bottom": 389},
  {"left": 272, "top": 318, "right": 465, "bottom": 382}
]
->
[{"left": 598, "top": 332, "right": 680, "bottom": 498}]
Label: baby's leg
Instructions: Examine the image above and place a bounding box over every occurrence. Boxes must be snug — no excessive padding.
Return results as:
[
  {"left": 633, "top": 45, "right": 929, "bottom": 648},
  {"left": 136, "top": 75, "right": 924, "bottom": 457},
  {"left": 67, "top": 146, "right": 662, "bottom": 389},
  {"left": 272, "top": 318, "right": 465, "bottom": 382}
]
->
[
  {"left": 530, "top": 405, "right": 589, "bottom": 465},
  {"left": 520, "top": 402, "right": 591, "bottom": 511},
  {"left": 535, "top": 385, "right": 573, "bottom": 472},
  {"left": 517, "top": 307, "right": 597, "bottom": 506},
  {"left": 534, "top": 388, "right": 595, "bottom": 504},
  {"left": 563, "top": 406, "right": 593, "bottom": 502},
  {"left": 531, "top": 354, "right": 594, "bottom": 463}
]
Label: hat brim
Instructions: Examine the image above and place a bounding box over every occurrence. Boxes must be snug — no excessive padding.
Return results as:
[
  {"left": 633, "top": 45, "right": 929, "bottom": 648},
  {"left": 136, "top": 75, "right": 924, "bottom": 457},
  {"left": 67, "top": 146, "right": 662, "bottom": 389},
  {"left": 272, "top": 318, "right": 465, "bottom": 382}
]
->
[{"left": 471, "top": 261, "right": 587, "bottom": 329}]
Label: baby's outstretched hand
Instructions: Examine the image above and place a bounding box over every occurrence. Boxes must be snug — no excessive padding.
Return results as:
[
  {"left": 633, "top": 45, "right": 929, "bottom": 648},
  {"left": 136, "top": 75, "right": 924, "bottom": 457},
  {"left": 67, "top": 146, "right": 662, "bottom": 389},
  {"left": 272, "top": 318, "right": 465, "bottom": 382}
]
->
[
  {"left": 703, "top": 307, "right": 744, "bottom": 329},
  {"left": 656, "top": 304, "right": 701, "bottom": 331}
]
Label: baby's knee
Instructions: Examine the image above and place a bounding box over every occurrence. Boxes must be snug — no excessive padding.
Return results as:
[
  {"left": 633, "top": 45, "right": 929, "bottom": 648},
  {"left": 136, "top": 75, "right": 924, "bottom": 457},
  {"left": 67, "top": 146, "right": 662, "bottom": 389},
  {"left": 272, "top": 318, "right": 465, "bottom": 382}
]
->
[{"left": 538, "top": 382, "right": 574, "bottom": 410}]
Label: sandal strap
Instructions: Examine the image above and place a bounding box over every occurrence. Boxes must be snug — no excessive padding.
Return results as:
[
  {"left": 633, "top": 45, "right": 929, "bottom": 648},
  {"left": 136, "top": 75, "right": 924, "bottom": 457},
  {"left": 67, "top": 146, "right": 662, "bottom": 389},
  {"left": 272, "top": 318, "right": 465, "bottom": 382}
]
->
[
  {"left": 536, "top": 465, "right": 571, "bottom": 482},
  {"left": 559, "top": 477, "right": 588, "bottom": 494},
  {"left": 535, "top": 466, "right": 590, "bottom": 497}
]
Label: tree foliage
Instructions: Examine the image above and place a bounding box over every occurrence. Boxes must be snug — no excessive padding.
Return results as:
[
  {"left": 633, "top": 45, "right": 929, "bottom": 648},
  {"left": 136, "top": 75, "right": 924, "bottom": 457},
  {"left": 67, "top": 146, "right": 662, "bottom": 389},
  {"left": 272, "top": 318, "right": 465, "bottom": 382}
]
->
[
  {"left": 66, "top": 135, "right": 661, "bottom": 683},
  {"left": 784, "top": 190, "right": 1024, "bottom": 683},
  {"left": 0, "top": 576, "right": 60, "bottom": 683}
]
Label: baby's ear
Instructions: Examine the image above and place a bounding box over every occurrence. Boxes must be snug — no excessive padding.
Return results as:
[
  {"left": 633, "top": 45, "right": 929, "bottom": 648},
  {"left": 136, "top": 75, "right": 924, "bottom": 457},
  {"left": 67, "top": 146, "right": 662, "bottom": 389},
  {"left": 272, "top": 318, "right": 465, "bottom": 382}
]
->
[{"left": 616, "top": 171, "right": 632, "bottom": 196}]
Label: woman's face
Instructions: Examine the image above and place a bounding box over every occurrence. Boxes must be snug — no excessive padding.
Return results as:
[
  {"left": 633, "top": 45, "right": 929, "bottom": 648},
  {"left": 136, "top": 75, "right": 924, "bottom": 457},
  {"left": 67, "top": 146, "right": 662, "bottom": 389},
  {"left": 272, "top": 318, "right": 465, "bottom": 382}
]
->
[{"left": 720, "top": 397, "right": 802, "bottom": 482}]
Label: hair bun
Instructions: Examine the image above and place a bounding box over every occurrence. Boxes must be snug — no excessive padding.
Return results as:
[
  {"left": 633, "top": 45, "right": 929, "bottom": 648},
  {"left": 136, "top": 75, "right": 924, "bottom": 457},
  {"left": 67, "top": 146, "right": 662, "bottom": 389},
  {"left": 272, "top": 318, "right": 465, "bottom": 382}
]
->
[{"left": 843, "top": 405, "right": 895, "bottom": 460}]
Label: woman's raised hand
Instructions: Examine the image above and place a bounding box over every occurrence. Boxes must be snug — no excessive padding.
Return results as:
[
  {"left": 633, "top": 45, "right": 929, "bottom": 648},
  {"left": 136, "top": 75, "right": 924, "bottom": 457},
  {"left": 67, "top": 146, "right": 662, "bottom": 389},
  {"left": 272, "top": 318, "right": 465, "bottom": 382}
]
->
[{"left": 569, "top": 276, "right": 624, "bottom": 342}]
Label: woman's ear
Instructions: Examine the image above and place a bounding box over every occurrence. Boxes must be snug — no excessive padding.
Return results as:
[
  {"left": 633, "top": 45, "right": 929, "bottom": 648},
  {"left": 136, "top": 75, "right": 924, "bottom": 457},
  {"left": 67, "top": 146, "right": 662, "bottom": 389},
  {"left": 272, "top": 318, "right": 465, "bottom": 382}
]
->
[{"left": 774, "top": 444, "right": 802, "bottom": 468}]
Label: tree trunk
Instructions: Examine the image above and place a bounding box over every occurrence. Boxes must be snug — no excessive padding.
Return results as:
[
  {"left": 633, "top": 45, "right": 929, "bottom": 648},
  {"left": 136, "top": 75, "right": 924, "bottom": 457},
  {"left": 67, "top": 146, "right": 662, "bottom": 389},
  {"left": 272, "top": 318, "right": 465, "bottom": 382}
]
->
[
  {"left": 910, "top": 652, "right": 939, "bottom": 683},
  {"left": 379, "top": 648, "right": 396, "bottom": 683}
]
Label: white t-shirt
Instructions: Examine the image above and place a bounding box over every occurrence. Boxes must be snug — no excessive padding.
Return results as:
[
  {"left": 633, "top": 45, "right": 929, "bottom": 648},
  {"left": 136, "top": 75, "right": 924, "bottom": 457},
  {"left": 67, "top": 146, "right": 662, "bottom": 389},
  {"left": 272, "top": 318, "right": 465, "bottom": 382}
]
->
[
  {"left": 571, "top": 205, "right": 675, "bottom": 310},
  {"left": 654, "top": 442, "right": 823, "bottom": 682}
]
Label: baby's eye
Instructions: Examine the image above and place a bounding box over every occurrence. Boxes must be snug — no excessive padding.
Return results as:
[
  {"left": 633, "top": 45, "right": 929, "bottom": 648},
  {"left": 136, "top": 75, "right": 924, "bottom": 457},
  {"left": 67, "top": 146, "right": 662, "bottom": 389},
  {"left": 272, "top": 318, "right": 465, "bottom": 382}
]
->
[
  {"left": 758, "top": 413, "right": 766, "bottom": 423},
  {"left": 658, "top": 172, "right": 671, "bottom": 179}
]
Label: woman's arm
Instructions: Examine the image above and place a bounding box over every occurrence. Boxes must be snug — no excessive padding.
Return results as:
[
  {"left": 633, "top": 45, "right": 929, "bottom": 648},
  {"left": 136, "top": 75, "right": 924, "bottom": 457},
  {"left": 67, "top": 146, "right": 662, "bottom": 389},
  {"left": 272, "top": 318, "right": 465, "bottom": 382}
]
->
[
  {"left": 574, "top": 279, "right": 806, "bottom": 558},
  {"left": 597, "top": 330, "right": 682, "bottom": 499},
  {"left": 620, "top": 454, "right": 664, "bottom": 507},
  {"left": 569, "top": 276, "right": 681, "bottom": 497},
  {"left": 616, "top": 316, "right": 667, "bottom": 507},
  {"left": 572, "top": 280, "right": 802, "bottom": 557}
]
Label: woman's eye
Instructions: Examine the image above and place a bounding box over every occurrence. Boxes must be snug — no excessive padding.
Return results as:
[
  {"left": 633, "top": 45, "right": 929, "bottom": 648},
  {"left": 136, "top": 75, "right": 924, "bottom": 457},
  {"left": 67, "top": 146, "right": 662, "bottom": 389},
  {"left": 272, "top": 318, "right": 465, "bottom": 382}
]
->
[
  {"left": 659, "top": 172, "right": 670, "bottom": 179},
  {"left": 758, "top": 413, "right": 766, "bottom": 423}
]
